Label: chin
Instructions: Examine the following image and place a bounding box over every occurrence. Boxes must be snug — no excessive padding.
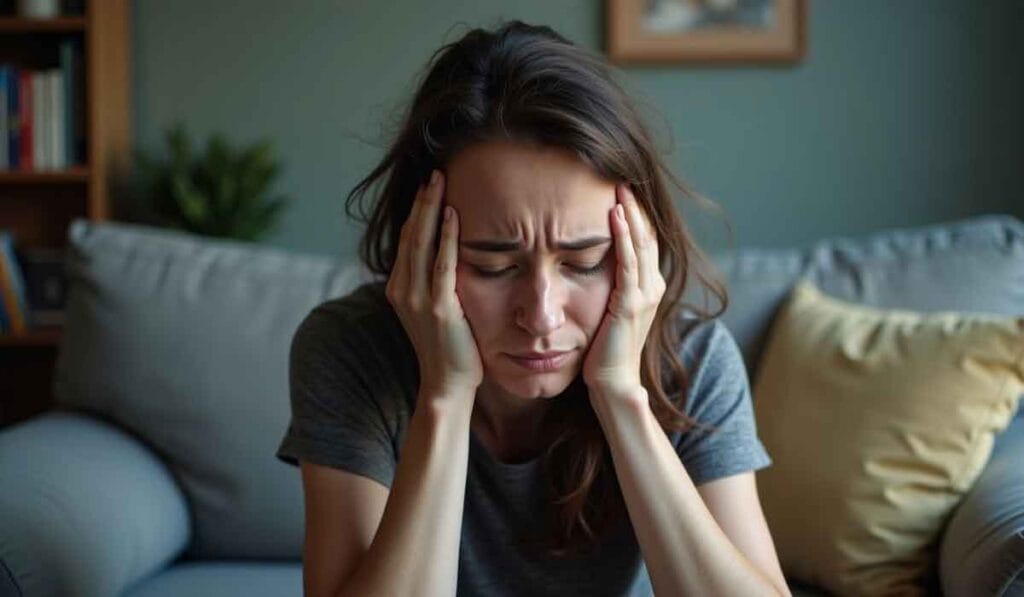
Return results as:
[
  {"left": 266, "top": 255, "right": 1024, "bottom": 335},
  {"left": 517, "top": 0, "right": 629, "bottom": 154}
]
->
[
  {"left": 496, "top": 377, "right": 574, "bottom": 400},
  {"left": 485, "top": 358, "right": 580, "bottom": 400}
]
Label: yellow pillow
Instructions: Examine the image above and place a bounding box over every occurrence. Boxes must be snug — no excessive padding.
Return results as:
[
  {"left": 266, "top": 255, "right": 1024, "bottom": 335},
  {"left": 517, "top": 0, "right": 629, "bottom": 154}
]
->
[{"left": 752, "top": 280, "right": 1024, "bottom": 596}]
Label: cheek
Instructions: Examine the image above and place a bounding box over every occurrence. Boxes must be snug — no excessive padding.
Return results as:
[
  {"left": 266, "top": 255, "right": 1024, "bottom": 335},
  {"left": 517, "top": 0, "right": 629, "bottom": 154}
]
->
[
  {"left": 571, "top": 277, "right": 613, "bottom": 334},
  {"left": 454, "top": 267, "right": 506, "bottom": 334}
]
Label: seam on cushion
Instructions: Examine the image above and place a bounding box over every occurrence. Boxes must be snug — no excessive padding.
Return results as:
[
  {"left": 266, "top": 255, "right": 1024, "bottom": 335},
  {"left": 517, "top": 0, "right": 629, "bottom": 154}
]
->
[
  {"left": 995, "top": 530, "right": 1024, "bottom": 596},
  {"left": 72, "top": 253, "right": 361, "bottom": 286},
  {"left": 0, "top": 558, "right": 22, "bottom": 597},
  {"left": 68, "top": 236, "right": 368, "bottom": 284}
]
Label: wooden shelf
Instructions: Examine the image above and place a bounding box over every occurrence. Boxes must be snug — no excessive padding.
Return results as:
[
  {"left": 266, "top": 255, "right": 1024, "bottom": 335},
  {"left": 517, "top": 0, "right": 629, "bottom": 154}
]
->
[
  {"left": 0, "top": 166, "right": 90, "bottom": 183},
  {"left": 0, "top": 17, "right": 86, "bottom": 33},
  {"left": 0, "top": 0, "right": 129, "bottom": 427},
  {"left": 0, "top": 328, "right": 62, "bottom": 347}
]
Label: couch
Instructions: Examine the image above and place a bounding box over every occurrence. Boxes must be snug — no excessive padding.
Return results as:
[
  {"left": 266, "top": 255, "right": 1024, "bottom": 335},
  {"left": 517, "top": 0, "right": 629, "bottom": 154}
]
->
[{"left": 1, "top": 213, "right": 1022, "bottom": 597}]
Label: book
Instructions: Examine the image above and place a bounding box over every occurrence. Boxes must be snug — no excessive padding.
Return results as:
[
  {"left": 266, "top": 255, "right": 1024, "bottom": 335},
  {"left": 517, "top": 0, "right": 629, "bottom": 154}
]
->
[
  {"left": 0, "top": 67, "right": 8, "bottom": 168},
  {"left": 20, "top": 246, "right": 67, "bottom": 328},
  {"left": 0, "top": 275, "right": 8, "bottom": 332},
  {"left": 0, "top": 230, "right": 29, "bottom": 334},
  {"left": 32, "top": 71, "right": 45, "bottom": 170},
  {"left": 48, "top": 69, "right": 64, "bottom": 170},
  {"left": 18, "top": 69, "right": 32, "bottom": 171},
  {"left": 6, "top": 65, "right": 20, "bottom": 169}
]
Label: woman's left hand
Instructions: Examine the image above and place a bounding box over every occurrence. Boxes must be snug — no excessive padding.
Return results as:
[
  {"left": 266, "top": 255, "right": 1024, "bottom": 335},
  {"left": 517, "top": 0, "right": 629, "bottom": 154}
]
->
[{"left": 582, "top": 183, "right": 667, "bottom": 404}]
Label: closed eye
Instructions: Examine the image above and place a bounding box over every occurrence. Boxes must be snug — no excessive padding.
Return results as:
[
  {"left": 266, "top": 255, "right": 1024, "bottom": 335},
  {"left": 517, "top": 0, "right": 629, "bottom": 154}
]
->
[{"left": 470, "top": 262, "right": 607, "bottom": 278}]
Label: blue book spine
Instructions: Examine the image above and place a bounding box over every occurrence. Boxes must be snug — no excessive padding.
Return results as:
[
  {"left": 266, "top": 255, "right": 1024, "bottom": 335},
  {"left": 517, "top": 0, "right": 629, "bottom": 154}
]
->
[
  {"left": 0, "top": 265, "right": 8, "bottom": 332},
  {"left": 0, "top": 67, "right": 7, "bottom": 169},
  {"left": 0, "top": 231, "right": 30, "bottom": 326},
  {"left": 0, "top": 231, "right": 13, "bottom": 333}
]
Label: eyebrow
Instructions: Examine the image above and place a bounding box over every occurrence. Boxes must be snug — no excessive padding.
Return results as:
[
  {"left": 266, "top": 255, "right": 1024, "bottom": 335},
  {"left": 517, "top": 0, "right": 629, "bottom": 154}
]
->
[{"left": 460, "top": 236, "right": 612, "bottom": 252}]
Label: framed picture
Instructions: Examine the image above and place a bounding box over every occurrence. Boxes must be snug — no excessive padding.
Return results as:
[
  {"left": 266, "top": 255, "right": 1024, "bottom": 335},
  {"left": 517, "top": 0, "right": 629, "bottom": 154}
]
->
[{"left": 606, "top": 0, "right": 806, "bottom": 65}]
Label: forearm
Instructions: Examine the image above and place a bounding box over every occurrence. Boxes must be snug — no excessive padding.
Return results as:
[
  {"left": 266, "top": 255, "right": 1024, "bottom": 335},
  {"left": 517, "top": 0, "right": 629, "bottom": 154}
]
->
[
  {"left": 591, "top": 390, "right": 787, "bottom": 597},
  {"left": 339, "top": 393, "right": 473, "bottom": 597}
]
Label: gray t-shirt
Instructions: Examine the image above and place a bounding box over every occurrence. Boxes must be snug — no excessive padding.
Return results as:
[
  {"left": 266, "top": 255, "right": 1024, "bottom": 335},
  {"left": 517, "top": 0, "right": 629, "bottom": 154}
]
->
[{"left": 276, "top": 281, "right": 772, "bottom": 596}]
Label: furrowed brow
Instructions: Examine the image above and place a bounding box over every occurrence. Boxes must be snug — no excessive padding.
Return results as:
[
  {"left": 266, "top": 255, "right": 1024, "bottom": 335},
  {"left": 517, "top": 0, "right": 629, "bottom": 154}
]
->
[{"left": 460, "top": 236, "right": 612, "bottom": 252}]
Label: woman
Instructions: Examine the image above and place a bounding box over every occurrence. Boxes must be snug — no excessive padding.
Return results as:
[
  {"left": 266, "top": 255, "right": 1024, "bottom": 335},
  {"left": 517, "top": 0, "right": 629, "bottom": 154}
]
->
[{"left": 276, "top": 20, "right": 790, "bottom": 597}]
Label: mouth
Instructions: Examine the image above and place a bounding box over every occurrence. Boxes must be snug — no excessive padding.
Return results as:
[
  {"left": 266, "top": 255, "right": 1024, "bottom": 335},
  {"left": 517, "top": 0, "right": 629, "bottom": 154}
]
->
[{"left": 505, "top": 349, "right": 575, "bottom": 372}]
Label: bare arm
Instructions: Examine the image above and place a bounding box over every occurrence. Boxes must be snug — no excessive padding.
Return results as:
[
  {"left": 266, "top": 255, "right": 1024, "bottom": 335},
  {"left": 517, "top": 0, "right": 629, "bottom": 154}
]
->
[
  {"left": 591, "top": 389, "right": 790, "bottom": 597},
  {"left": 336, "top": 394, "right": 473, "bottom": 597},
  {"left": 324, "top": 168, "right": 480, "bottom": 596}
]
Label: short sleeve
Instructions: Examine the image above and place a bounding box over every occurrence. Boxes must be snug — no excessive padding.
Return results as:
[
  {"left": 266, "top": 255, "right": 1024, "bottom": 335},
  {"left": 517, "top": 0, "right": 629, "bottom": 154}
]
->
[
  {"left": 674, "top": 318, "right": 773, "bottom": 486},
  {"left": 275, "top": 303, "right": 405, "bottom": 489}
]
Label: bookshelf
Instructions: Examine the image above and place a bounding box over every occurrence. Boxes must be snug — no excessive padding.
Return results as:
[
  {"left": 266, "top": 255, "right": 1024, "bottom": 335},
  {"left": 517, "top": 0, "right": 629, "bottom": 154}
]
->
[{"left": 0, "top": 0, "right": 130, "bottom": 427}]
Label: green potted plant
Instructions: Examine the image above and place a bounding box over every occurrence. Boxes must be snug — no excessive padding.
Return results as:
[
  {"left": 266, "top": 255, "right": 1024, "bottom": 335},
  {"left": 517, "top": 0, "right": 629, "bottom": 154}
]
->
[{"left": 135, "top": 123, "right": 291, "bottom": 242}]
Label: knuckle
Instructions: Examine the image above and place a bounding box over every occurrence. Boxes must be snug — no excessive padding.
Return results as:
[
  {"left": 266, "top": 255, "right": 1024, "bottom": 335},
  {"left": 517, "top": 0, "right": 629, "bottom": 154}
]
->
[{"left": 430, "top": 303, "right": 450, "bottom": 321}]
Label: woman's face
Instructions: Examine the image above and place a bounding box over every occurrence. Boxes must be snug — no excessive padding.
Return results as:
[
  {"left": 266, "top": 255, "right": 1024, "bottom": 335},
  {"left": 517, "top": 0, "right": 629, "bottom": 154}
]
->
[{"left": 445, "top": 139, "right": 618, "bottom": 400}]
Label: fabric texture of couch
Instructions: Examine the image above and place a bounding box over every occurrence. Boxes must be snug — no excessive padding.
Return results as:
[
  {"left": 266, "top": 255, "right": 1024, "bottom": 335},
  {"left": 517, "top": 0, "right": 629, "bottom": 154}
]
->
[{"left": 1, "top": 213, "right": 1022, "bottom": 597}]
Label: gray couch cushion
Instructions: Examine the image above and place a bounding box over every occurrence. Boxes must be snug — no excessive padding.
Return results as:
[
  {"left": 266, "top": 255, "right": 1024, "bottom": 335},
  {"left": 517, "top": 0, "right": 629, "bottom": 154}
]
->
[
  {"left": 122, "top": 561, "right": 301, "bottom": 597},
  {"left": 713, "top": 214, "right": 1024, "bottom": 380},
  {"left": 0, "top": 412, "right": 191, "bottom": 597},
  {"left": 939, "top": 406, "right": 1024, "bottom": 597},
  {"left": 53, "top": 219, "right": 375, "bottom": 559}
]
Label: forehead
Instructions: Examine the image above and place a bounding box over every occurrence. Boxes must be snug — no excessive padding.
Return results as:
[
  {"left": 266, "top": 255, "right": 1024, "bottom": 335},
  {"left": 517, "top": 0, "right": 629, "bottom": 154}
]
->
[{"left": 445, "top": 140, "right": 616, "bottom": 239}]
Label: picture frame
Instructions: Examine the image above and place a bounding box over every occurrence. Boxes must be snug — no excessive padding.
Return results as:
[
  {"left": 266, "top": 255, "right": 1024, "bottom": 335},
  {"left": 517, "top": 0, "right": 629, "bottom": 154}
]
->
[{"left": 606, "top": 0, "right": 806, "bottom": 65}]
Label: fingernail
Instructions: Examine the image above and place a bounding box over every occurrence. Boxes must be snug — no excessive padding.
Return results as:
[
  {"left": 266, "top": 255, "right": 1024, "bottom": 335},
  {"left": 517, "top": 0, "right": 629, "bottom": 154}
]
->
[
  {"left": 444, "top": 206, "right": 453, "bottom": 221},
  {"left": 430, "top": 170, "right": 440, "bottom": 186}
]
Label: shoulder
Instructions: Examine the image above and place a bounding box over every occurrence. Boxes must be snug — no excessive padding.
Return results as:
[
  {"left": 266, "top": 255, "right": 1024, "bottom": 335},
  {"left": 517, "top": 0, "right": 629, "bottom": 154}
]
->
[
  {"left": 677, "top": 316, "right": 747, "bottom": 381},
  {"left": 674, "top": 315, "right": 751, "bottom": 419},
  {"left": 671, "top": 315, "right": 773, "bottom": 484},
  {"left": 297, "top": 280, "right": 393, "bottom": 337},
  {"left": 291, "top": 280, "right": 417, "bottom": 399},
  {"left": 294, "top": 281, "right": 405, "bottom": 354}
]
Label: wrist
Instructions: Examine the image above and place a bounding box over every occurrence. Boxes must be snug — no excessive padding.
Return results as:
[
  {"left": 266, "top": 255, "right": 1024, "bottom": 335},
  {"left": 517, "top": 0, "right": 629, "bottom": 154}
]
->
[
  {"left": 589, "top": 384, "right": 648, "bottom": 409},
  {"left": 589, "top": 385, "right": 648, "bottom": 422},
  {"left": 416, "top": 387, "right": 476, "bottom": 419}
]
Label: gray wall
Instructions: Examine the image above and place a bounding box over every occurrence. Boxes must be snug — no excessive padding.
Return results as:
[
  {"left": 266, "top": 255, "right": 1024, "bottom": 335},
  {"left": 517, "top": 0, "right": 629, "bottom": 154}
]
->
[{"left": 132, "top": 1, "right": 1023, "bottom": 257}]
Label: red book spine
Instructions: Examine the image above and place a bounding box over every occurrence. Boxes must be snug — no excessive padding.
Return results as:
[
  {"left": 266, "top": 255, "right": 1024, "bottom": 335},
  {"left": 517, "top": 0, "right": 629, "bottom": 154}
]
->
[{"left": 18, "top": 70, "right": 32, "bottom": 171}]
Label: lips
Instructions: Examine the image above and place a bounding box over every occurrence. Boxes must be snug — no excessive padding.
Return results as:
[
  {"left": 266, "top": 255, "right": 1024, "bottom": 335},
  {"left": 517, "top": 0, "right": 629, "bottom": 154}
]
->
[
  {"left": 506, "top": 349, "right": 575, "bottom": 372},
  {"left": 510, "top": 350, "right": 573, "bottom": 359}
]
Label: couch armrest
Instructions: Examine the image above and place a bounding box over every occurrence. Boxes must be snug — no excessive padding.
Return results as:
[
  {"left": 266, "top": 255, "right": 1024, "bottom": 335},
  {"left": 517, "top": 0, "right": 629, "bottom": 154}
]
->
[
  {"left": 940, "top": 407, "right": 1024, "bottom": 597},
  {"left": 0, "top": 411, "right": 191, "bottom": 597}
]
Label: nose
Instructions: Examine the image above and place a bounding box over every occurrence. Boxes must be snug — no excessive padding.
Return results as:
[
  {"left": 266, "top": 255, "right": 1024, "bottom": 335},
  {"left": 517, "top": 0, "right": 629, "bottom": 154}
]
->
[{"left": 514, "top": 265, "right": 566, "bottom": 337}]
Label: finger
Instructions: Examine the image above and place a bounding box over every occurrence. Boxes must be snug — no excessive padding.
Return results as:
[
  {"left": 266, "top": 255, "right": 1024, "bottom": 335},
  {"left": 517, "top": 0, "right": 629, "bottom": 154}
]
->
[
  {"left": 432, "top": 205, "right": 459, "bottom": 303},
  {"left": 410, "top": 170, "right": 444, "bottom": 303},
  {"left": 392, "top": 181, "right": 427, "bottom": 300},
  {"left": 612, "top": 201, "right": 638, "bottom": 293},
  {"left": 620, "top": 184, "right": 657, "bottom": 292}
]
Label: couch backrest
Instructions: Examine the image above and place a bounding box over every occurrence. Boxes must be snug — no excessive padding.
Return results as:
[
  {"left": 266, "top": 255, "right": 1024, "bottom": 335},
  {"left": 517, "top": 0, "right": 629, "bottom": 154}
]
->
[
  {"left": 710, "top": 214, "right": 1024, "bottom": 381},
  {"left": 52, "top": 213, "right": 1024, "bottom": 561},
  {"left": 53, "top": 218, "right": 376, "bottom": 559}
]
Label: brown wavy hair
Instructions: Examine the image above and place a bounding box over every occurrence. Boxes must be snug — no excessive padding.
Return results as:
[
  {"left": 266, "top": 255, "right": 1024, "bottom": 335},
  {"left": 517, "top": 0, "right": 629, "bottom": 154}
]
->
[{"left": 343, "top": 20, "right": 731, "bottom": 558}]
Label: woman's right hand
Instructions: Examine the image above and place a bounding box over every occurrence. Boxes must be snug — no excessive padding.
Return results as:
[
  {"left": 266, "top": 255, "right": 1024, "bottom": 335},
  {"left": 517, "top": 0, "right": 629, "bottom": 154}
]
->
[{"left": 385, "top": 169, "right": 484, "bottom": 404}]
